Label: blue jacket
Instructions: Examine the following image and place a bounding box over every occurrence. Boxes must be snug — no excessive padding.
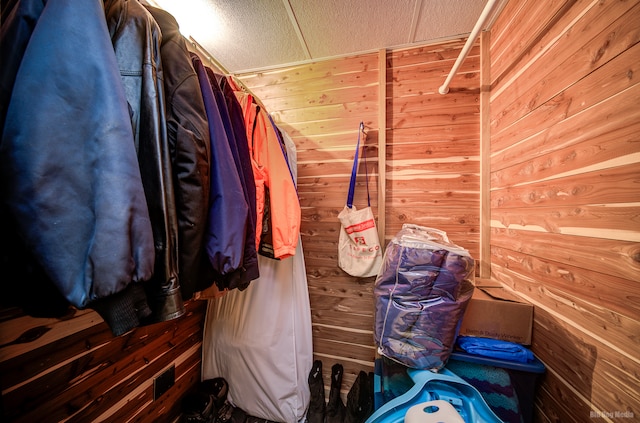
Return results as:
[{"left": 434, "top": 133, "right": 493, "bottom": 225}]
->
[
  {"left": 1, "top": 0, "right": 155, "bottom": 318},
  {"left": 208, "top": 68, "right": 259, "bottom": 289},
  {"left": 191, "top": 54, "right": 252, "bottom": 291}
]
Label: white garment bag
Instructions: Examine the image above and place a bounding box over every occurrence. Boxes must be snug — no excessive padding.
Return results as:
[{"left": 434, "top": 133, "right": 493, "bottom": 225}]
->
[
  {"left": 202, "top": 126, "right": 312, "bottom": 423},
  {"left": 202, "top": 239, "right": 313, "bottom": 422}
]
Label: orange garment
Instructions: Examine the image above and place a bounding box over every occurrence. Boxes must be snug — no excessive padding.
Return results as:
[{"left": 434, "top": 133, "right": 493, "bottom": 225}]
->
[{"left": 227, "top": 77, "right": 300, "bottom": 259}]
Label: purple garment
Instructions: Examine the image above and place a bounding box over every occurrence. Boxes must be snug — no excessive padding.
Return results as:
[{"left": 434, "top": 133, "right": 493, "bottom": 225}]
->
[
  {"left": 433, "top": 251, "right": 475, "bottom": 300},
  {"left": 191, "top": 53, "right": 251, "bottom": 291},
  {"left": 374, "top": 225, "right": 475, "bottom": 370},
  {"left": 220, "top": 77, "right": 258, "bottom": 246},
  {"left": 207, "top": 68, "right": 259, "bottom": 287}
]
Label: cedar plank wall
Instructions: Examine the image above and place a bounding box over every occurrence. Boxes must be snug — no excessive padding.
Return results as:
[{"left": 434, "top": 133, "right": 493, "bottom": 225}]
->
[
  {"left": 0, "top": 40, "right": 480, "bottom": 421},
  {"left": 238, "top": 53, "right": 382, "bottom": 392},
  {"left": 4, "top": 1, "right": 637, "bottom": 421},
  {"left": 386, "top": 42, "right": 480, "bottom": 254},
  {"left": 0, "top": 300, "right": 205, "bottom": 422},
  {"left": 488, "top": 0, "right": 640, "bottom": 422},
  {"left": 237, "top": 39, "right": 481, "bottom": 393}
]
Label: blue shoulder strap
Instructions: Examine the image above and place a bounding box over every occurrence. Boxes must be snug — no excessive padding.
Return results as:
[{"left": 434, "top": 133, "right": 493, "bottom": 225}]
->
[{"left": 346, "top": 122, "right": 370, "bottom": 208}]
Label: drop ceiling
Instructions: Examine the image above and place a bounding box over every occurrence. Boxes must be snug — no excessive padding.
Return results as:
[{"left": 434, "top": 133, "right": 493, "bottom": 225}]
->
[{"left": 149, "top": 0, "right": 498, "bottom": 74}]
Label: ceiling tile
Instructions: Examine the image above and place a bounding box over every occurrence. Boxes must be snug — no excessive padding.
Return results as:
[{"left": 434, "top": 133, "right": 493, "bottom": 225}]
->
[
  {"left": 151, "top": 0, "right": 495, "bottom": 73},
  {"left": 290, "top": 0, "right": 416, "bottom": 58},
  {"left": 154, "top": 0, "right": 308, "bottom": 72},
  {"left": 413, "top": 0, "right": 489, "bottom": 43}
]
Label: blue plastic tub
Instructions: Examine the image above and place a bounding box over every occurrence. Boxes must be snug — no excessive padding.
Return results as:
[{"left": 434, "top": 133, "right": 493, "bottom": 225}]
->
[
  {"left": 446, "top": 350, "right": 546, "bottom": 423},
  {"left": 373, "top": 349, "right": 545, "bottom": 423},
  {"left": 448, "top": 350, "right": 545, "bottom": 373},
  {"left": 367, "top": 366, "right": 503, "bottom": 423}
]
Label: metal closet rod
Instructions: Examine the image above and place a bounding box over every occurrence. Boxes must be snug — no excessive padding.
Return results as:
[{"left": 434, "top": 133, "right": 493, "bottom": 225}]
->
[
  {"left": 188, "top": 36, "right": 229, "bottom": 74},
  {"left": 187, "top": 36, "right": 269, "bottom": 112},
  {"left": 438, "top": 0, "right": 500, "bottom": 95}
]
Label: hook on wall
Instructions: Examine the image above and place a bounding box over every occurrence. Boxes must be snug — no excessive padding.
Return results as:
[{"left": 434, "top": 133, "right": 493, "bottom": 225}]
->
[{"left": 360, "top": 121, "right": 374, "bottom": 137}]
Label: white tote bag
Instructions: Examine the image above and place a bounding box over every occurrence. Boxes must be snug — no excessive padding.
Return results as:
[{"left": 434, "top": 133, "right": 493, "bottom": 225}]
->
[{"left": 338, "top": 122, "right": 383, "bottom": 278}]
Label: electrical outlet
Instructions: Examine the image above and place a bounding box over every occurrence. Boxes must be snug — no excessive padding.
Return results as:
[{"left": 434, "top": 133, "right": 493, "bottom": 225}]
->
[{"left": 153, "top": 364, "right": 175, "bottom": 400}]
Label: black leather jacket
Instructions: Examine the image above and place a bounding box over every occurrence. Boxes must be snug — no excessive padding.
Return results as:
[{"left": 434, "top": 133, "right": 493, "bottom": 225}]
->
[
  {"left": 104, "top": 0, "right": 184, "bottom": 322},
  {"left": 144, "top": 5, "right": 214, "bottom": 300}
]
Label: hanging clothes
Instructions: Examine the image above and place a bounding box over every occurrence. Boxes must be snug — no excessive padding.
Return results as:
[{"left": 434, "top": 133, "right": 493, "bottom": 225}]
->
[
  {"left": 104, "top": 0, "right": 184, "bottom": 323},
  {"left": 226, "top": 76, "right": 301, "bottom": 259},
  {"left": 207, "top": 68, "right": 260, "bottom": 288},
  {"left": 1, "top": 0, "right": 308, "bottom": 340},
  {"left": 191, "top": 54, "right": 252, "bottom": 291},
  {"left": 1, "top": 0, "right": 67, "bottom": 318},
  {"left": 144, "top": 5, "right": 214, "bottom": 301},
  {"left": 202, "top": 126, "right": 313, "bottom": 423},
  {"left": 278, "top": 125, "right": 298, "bottom": 178},
  {"left": 219, "top": 74, "right": 259, "bottom": 252},
  {"left": 0, "top": 0, "right": 155, "bottom": 331}
]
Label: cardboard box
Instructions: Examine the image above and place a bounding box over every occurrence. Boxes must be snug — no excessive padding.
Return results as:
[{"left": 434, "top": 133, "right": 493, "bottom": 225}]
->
[{"left": 458, "top": 280, "right": 533, "bottom": 345}]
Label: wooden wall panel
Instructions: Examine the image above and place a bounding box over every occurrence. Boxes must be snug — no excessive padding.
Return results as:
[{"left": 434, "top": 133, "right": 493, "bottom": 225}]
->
[
  {"left": 238, "top": 53, "right": 381, "bottom": 393},
  {"left": 489, "top": 0, "right": 575, "bottom": 82},
  {"left": 489, "top": 0, "right": 640, "bottom": 421},
  {"left": 237, "top": 39, "right": 481, "bottom": 394},
  {"left": 387, "top": 42, "right": 481, "bottom": 256},
  {"left": 11, "top": 3, "right": 639, "bottom": 421},
  {"left": 1, "top": 300, "right": 205, "bottom": 422}
]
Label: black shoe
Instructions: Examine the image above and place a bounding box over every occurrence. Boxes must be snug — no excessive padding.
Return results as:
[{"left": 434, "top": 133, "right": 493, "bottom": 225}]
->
[
  {"left": 201, "top": 377, "right": 229, "bottom": 410},
  {"left": 325, "top": 364, "right": 346, "bottom": 423},
  {"left": 182, "top": 391, "right": 215, "bottom": 423},
  {"left": 344, "top": 371, "right": 373, "bottom": 423},
  {"left": 308, "top": 360, "right": 326, "bottom": 423},
  {"left": 215, "top": 401, "right": 247, "bottom": 423}
]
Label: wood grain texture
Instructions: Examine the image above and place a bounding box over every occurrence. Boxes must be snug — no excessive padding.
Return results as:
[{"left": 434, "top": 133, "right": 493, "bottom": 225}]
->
[
  {"left": 5, "top": 3, "right": 638, "bottom": 422},
  {"left": 378, "top": 48, "right": 388, "bottom": 246},
  {"left": 490, "top": 248, "right": 640, "bottom": 366},
  {"left": 490, "top": 0, "right": 578, "bottom": 90},
  {"left": 388, "top": 39, "right": 469, "bottom": 68},
  {"left": 491, "top": 0, "right": 639, "bottom": 122},
  {"left": 237, "top": 38, "right": 481, "bottom": 387},
  {"left": 531, "top": 308, "right": 639, "bottom": 420},
  {"left": 491, "top": 38, "right": 640, "bottom": 168},
  {"left": 489, "top": 0, "right": 640, "bottom": 421},
  {"left": 480, "top": 30, "right": 492, "bottom": 278},
  {"left": 1, "top": 300, "right": 205, "bottom": 422},
  {"left": 239, "top": 50, "right": 382, "bottom": 386}
]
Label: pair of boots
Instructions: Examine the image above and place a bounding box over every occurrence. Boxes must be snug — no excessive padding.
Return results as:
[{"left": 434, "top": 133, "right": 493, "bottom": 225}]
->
[
  {"left": 308, "top": 360, "right": 374, "bottom": 423},
  {"left": 182, "top": 378, "right": 278, "bottom": 423},
  {"left": 181, "top": 377, "right": 231, "bottom": 423}
]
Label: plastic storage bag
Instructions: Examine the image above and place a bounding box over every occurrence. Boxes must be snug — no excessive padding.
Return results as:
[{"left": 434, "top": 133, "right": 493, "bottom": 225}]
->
[{"left": 374, "top": 224, "right": 475, "bottom": 370}]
